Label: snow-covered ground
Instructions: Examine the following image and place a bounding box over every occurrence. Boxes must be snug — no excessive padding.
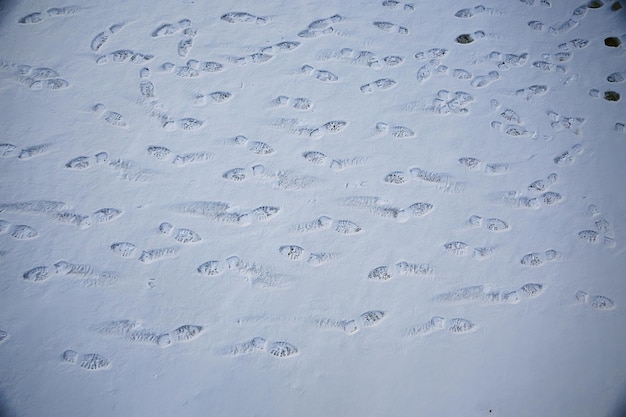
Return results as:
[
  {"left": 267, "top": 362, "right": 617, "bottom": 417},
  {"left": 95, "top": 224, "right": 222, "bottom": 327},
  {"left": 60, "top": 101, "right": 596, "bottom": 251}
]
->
[{"left": 0, "top": 0, "right": 625, "bottom": 416}]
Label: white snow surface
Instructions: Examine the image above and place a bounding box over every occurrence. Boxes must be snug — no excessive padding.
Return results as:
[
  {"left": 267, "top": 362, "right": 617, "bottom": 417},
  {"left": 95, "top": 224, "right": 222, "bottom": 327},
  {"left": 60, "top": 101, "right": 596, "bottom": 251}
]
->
[{"left": 0, "top": 0, "right": 625, "bottom": 416}]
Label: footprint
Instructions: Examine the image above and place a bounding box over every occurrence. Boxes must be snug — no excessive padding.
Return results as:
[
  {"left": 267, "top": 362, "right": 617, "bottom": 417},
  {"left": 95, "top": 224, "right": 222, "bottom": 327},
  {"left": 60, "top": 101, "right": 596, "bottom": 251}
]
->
[
  {"left": 91, "top": 22, "right": 127, "bottom": 51},
  {"left": 334, "top": 219, "right": 362, "bottom": 234},
  {"left": 407, "top": 317, "right": 477, "bottom": 335},
  {"left": 299, "top": 151, "right": 351, "bottom": 169},
  {"left": 222, "top": 52, "right": 274, "bottom": 66},
  {"left": 558, "top": 38, "right": 589, "bottom": 51},
  {"left": 110, "top": 242, "right": 137, "bottom": 258},
  {"left": 138, "top": 247, "right": 180, "bottom": 264},
  {"left": 173, "top": 151, "right": 213, "bottom": 166},
  {"left": 455, "top": 31, "right": 487, "bottom": 45},
  {"left": 96, "top": 50, "right": 154, "bottom": 65},
  {"left": 294, "top": 216, "right": 333, "bottom": 233},
  {"left": 406, "top": 316, "right": 445, "bottom": 336},
  {"left": 406, "top": 202, "right": 434, "bottom": 217},
  {"left": 107, "top": 158, "right": 158, "bottom": 182},
  {"left": 222, "top": 337, "right": 268, "bottom": 356},
  {"left": 18, "top": 12, "right": 48, "bottom": 24},
  {"left": 341, "top": 195, "right": 409, "bottom": 221},
  {"left": 549, "top": 5, "right": 589, "bottom": 35},
  {"left": 279, "top": 244, "right": 340, "bottom": 266},
  {"left": 607, "top": 71, "right": 625, "bottom": 83},
  {"left": 298, "top": 27, "right": 335, "bottom": 38},
  {"left": 373, "top": 21, "right": 409, "bottom": 35},
  {"left": 318, "top": 47, "right": 385, "bottom": 69},
  {"left": 515, "top": 84, "right": 548, "bottom": 100},
  {"left": 316, "top": 318, "right": 359, "bottom": 334},
  {"left": 171, "top": 227, "right": 202, "bottom": 244},
  {"left": 9, "top": 224, "right": 38, "bottom": 240},
  {"left": 52, "top": 211, "right": 93, "bottom": 229},
  {"left": 575, "top": 292, "right": 615, "bottom": 310},
  {"left": 261, "top": 41, "right": 302, "bottom": 55},
  {"left": 270, "top": 95, "right": 314, "bottom": 111},
  {"left": 147, "top": 146, "right": 172, "bottom": 160},
  {"left": 360, "top": 78, "right": 397, "bottom": 93},
  {"left": 0, "top": 143, "right": 16, "bottom": 157},
  {"left": 467, "top": 215, "right": 510, "bottom": 231},
  {"left": 298, "top": 14, "right": 343, "bottom": 37},
  {"left": 553, "top": 144, "right": 583, "bottom": 165},
  {"left": 0, "top": 330, "right": 7, "bottom": 344},
  {"left": 489, "top": 190, "right": 561, "bottom": 209},
  {"left": 360, "top": 310, "right": 386, "bottom": 327},
  {"left": 375, "top": 122, "right": 415, "bottom": 139},
  {"left": 307, "top": 14, "right": 343, "bottom": 30},
  {"left": 54, "top": 260, "right": 117, "bottom": 286},
  {"left": 18, "top": 6, "right": 82, "bottom": 24},
  {"left": 267, "top": 341, "right": 299, "bottom": 358},
  {"left": 416, "top": 59, "right": 448, "bottom": 83},
  {"left": 223, "top": 337, "right": 298, "bottom": 358},
  {"left": 577, "top": 230, "right": 614, "bottom": 247},
  {"left": 0, "top": 200, "right": 68, "bottom": 215},
  {"left": 91, "top": 103, "right": 129, "bottom": 128},
  {"left": 170, "top": 201, "right": 250, "bottom": 226},
  {"left": 221, "top": 12, "right": 268, "bottom": 25},
  {"left": 91, "top": 207, "right": 122, "bottom": 224},
  {"left": 409, "top": 166, "right": 465, "bottom": 192},
  {"left": 495, "top": 52, "right": 529, "bottom": 70},
  {"left": 471, "top": 71, "right": 500, "bottom": 88},
  {"left": 226, "top": 255, "right": 290, "bottom": 288},
  {"left": 368, "top": 261, "right": 434, "bottom": 282},
  {"left": 197, "top": 260, "right": 223, "bottom": 276},
  {"left": 490, "top": 121, "right": 535, "bottom": 138},
  {"left": 519, "top": 283, "right": 545, "bottom": 298},
  {"left": 520, "top": 249, "right": 562, "bottom": 267},
  {"left": 299, "top": 64, "right": 339, "bottom": 82},
  {"left": 65, "top": 152, "right": 109, "bottom": 170},
  {"left": 443, "top": 241, "right": 470, "bottom": 256},
  {"left": 454, "top": 5, "right": 495, "bottom": 18},
  {"left": 382, "top": 0, "right": 415, "bottom": 12},
  {"left": 271, "top": 118, "right": 345, "bottom": 139},
  {"left": 63, "top": 350, "right": 110, "bottom": 370},
  {"left": 218, "top": 136, "right": 275, "bottom": 155},
  {"left": 458, "top": 157, "right": 510, "bottom": 175},
  {"left": 452, "top": 68, "right": 473, "bottom": 79},
  {"left": 433, "top": 285, "right": 522, "bottom": 304},
  {"left": 178, "top": 38, "right": 194, "bottom": 58},
  {"left": 448, "top": 318, "right": 477, "bottom": 334},
  {"left": 151, "top": 19, "right": 193, "bottom": 37},
  {"left": 94, "top": 320, "right": 203, "bottom": 347},
  {"left": 532, "top": 60, "right": 566, "bottom": 74},
  {"left": 443, "top": 241, "right": 497, "bottom": 259},
  {"left": 23, "top": 266, "right": 51, "bottom": 282},
  {"left": 18, "top": 144, "right": 50, "bottom": 160},
  {"left": 0, "top": 220, "right": 9, "bottom": 234},
  {"left": 519, "top": 0, "right": 552, "bottom": 7},
  {"left": 528, "top": 173, "right": 558, "bottom": 192},
  {"left": 197, "top": 91, "right": 233, "bottom": 104},
  {"left": 154, "top": 324, "right": 204, "bottom": 346}
]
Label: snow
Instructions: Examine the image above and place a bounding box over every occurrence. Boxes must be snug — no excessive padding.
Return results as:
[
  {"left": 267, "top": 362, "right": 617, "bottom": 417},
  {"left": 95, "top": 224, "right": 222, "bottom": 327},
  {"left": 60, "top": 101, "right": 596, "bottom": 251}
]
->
[{"left": 0, "top": 0, "right": 625, "bottom": 416}]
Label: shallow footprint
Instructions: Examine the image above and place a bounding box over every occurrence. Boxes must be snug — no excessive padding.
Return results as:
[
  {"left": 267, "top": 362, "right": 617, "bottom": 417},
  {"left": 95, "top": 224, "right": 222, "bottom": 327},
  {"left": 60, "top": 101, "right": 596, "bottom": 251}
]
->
[{"left": 63, "top": 350, "right": 110, "bottom": 370}]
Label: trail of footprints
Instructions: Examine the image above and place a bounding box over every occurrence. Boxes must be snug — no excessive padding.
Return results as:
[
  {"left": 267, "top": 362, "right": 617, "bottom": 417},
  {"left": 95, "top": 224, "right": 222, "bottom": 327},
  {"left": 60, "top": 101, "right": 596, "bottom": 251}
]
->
[{"left": 6, "top": 2, "right": 621, "bottom": 370}]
